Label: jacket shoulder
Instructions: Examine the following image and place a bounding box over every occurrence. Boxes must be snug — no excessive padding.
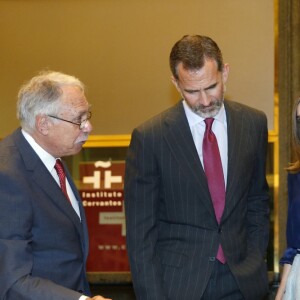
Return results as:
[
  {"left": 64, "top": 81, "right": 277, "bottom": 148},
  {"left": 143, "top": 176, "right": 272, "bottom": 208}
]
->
[
  {"left": 225, "top": 100, "right": 267, "bottom": 119},
  {"left": 134, "top": 102, "right": 184, "bottom": 132}
]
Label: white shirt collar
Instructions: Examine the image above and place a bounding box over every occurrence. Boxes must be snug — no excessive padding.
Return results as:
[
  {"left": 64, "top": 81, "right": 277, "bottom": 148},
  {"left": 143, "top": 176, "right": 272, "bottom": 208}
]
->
[
  {"left": 182, "top": 100, "right": 226, "bottom": 127},
  {"left": 21, "top": 129, "right": 57, "bottom": 172}
]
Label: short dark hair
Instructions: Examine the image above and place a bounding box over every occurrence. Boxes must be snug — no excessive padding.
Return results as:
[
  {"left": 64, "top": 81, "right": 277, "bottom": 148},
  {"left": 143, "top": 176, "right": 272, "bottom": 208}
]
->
[{"left": 169, "top": 35, "right": 224, "bottom": 79}]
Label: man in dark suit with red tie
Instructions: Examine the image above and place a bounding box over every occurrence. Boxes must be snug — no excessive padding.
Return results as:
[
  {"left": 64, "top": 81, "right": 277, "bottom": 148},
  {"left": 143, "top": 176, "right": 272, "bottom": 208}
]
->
[
  {"left": 124, "top": 35, "right": 270, "bottom": 299},
  {"left": 0, "top": 71, "right": 110, "bottom": 300}
]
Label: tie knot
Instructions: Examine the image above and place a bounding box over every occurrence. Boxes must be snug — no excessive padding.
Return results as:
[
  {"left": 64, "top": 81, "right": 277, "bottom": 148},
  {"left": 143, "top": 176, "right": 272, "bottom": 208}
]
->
[
  {"left": 54, "top": 159, "right": 65, "bottom": 176},
  {"left": 54, "top": 159, "right": 71, "bottom": 203},
  {"left": 204, "top": 118, "right": 214, "bottom": 130}
]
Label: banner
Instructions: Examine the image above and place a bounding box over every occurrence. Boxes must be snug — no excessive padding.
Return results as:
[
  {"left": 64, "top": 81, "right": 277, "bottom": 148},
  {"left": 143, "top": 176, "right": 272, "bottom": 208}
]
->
[{"left": 79, "top": 161, "right": 129, "bottom": 272}]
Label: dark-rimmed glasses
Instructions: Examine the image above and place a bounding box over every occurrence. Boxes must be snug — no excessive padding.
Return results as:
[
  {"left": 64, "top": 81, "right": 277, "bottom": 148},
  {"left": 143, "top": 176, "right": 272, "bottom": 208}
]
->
[{"left": 47, "top": 111, "right": 92, "bottom": 130}]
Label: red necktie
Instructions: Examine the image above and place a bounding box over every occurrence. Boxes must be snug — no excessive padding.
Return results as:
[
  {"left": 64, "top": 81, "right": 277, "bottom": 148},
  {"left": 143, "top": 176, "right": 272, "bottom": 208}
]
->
[
  {"left": 203, "top": 118, "right": 226, "bottom": 264},
  {"left": 54, "top": 159, "right": 71, "bottom": 203}
]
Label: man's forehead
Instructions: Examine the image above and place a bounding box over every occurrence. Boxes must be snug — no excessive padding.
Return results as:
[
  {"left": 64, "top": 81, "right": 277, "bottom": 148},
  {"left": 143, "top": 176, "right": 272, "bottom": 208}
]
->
[
  {"left": 177, "top": 65, "right": 220, "bottom": 86},
  {"left": 60, "top": 90, "right": 89, "bottom": 116}
]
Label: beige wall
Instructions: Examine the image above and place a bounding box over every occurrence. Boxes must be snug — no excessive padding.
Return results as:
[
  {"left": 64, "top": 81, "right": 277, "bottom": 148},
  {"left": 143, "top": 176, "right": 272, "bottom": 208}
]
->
[{"left": 0, "top": 0, "right": 274, "bottom": 137}]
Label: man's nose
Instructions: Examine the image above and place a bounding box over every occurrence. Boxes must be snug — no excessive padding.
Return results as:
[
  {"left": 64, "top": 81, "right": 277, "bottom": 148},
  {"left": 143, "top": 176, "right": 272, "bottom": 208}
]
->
[
  {"left": 199, "top": 92, "right": 211, "bottom": 106},
  {"left": 82, "top": 120, "right": 93, "bottom": 132}
]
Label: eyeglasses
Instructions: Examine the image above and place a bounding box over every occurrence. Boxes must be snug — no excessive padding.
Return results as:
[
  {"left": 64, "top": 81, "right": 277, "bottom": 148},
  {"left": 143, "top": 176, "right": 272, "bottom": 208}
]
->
[{"left": 47, "top": 111, "right": 92, "bottom": 130}]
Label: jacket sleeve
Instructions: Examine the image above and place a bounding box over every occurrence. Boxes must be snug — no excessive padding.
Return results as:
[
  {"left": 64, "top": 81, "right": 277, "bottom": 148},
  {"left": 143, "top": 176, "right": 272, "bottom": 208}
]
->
[
  {"left": 246, "top": 112, "right": 270, "bottom": 256},
  {"left": 0, "top": 167, "right": 82, "bottom": 300},
  {"left": 124, "top": 127, "right": 167, "bottom": 300},
  {"left": 279, "top": 248, "right": 297, "bottom": 265}
]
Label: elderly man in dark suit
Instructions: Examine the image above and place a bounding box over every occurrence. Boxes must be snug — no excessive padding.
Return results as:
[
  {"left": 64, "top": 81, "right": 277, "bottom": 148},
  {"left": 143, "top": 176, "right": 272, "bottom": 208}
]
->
[
  {"left": 124, "top": 35, "right": 270, "bottom": 300},
  {"left": 0, "top": 71, "right": 111, "bottom": 300}
]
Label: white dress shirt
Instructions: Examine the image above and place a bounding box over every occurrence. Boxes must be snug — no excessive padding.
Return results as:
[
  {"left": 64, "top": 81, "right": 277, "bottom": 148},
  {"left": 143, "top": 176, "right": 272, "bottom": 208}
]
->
[{"left": 182, "top": 100, "right": 228, "bottom": 186}]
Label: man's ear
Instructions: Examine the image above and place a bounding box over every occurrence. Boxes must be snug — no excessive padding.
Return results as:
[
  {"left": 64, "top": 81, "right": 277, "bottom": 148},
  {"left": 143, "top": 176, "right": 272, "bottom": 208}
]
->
[
  {"left": 36, "top": 115, "right": 50, "bottom": 135},
  {"left": 171, "top": 76, "right": 180, "bottom": 92},
  {"left": 222, "top": 63, "right": 230, "bottom": 83}
]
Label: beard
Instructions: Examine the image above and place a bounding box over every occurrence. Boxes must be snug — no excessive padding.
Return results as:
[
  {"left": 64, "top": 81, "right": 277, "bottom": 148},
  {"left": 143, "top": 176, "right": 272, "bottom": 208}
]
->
[{"left": 191, "top": 97, "right": 224, "bottom": 118}]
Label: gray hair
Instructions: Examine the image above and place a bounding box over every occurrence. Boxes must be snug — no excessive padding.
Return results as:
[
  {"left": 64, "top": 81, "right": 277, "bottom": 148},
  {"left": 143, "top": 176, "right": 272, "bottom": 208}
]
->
[{"left": 17, "top": 71, "right": 85, "bottom": 131}]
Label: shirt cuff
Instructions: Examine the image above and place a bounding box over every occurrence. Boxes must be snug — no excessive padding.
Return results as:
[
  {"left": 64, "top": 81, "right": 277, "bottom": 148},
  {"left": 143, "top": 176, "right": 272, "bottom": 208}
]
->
[{"left": 79, "top": 295, "right": 89, "bottom": 300}]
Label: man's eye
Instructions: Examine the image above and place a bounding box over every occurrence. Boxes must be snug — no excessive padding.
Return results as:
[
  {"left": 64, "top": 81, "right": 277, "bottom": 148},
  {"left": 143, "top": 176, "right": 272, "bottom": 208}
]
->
[
  {"left": 73, "top": 118, "right": 82, "bottom": 123},
  {"left": 205, "top": 83, "right": 218, "bottom": 91}
]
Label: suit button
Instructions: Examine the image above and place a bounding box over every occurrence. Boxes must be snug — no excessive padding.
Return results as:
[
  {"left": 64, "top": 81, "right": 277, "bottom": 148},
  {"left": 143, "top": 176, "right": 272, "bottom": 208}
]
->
[
  {"left": 218, "top": 227, "right": 222, "bottom": 233},
  {"left": 209, "top": 256, "right": 216, "bottom": 261}
]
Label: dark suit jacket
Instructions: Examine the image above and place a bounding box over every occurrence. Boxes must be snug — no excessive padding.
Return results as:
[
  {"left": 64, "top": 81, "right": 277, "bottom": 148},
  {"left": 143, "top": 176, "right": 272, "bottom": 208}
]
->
[
  {"left": 0, "top": 128, "right": 91, "bottom": 300},
  {"left": 124, "top": 100, "right": 270, "bottom": 300}
]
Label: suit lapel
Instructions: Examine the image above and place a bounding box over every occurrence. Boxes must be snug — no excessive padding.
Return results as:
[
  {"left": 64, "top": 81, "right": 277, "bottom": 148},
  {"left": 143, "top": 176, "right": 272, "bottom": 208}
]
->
[
  {"left": 163, "top": 102, "right": 216, "bottom": 219},
  {"left": 65, "top": 165, "right": 89, "bottom": 258},
  {"left": 13, "top": 129, "right": 85, "bottom": 241},
  {"left": 32, "top": 167, "right": 84, "bottom": 234},
  {"left": 162, "top": 101, "right": 251, "bottom": 223},
  {"left": 223, "top": 101, "right": 245, "bottom": 222}
]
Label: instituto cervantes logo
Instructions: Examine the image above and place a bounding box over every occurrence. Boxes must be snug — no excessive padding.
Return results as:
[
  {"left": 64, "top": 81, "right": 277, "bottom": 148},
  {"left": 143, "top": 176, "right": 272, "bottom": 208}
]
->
[{"left": 79, "top": 160, "right": 129, "bottom": 272}]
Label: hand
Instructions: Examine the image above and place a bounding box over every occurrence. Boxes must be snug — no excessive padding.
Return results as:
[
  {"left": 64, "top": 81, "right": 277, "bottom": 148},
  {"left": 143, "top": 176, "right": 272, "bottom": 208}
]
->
[{"left": 87, "top": 296, "right": 112, "bottom": 300}]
